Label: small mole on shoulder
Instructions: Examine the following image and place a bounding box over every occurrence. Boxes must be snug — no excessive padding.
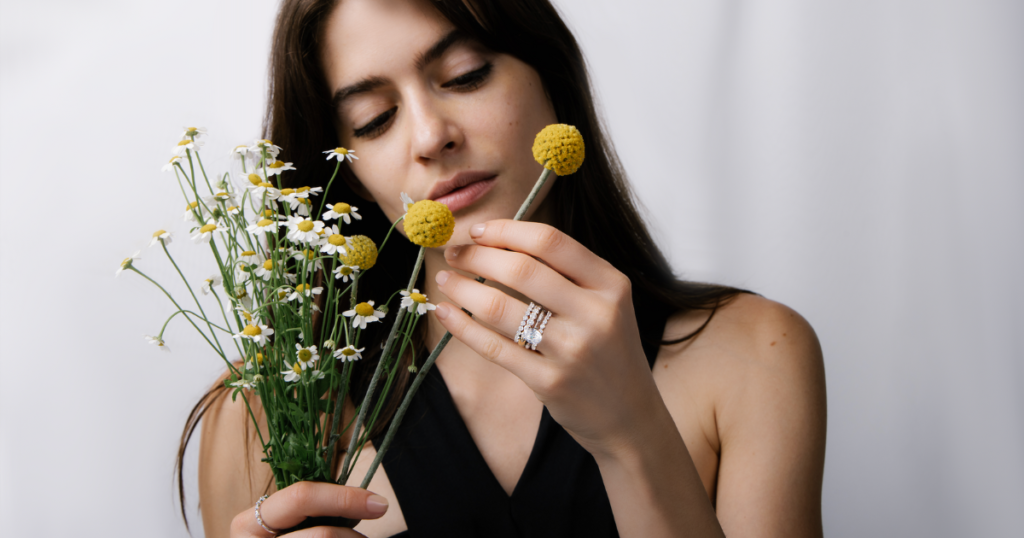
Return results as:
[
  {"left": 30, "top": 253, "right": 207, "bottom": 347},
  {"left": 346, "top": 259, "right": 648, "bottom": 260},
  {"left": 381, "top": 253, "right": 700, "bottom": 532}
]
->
[{"left": 770, "top": 341, "right": 776, "bottom": 346}]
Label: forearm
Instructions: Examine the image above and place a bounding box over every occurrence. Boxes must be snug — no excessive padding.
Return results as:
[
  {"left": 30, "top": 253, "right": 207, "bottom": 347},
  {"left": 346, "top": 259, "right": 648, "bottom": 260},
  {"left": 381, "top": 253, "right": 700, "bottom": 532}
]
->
[{"left": 594, "top": 397, "right": 724, "bottom": 538}]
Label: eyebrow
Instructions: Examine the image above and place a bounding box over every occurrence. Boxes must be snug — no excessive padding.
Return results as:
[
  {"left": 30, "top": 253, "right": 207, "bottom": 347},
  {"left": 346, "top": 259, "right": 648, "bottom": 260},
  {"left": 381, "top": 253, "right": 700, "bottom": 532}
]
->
[{"left": 331, "top": 29, "right": 469, "bottom": 110}]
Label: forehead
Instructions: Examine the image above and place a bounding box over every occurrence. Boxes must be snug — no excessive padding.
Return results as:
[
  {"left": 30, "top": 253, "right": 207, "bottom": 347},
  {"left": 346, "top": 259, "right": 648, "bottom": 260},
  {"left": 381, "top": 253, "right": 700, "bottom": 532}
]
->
[{"left": 322, "top": 0, "right": 455, "bottom": 86}]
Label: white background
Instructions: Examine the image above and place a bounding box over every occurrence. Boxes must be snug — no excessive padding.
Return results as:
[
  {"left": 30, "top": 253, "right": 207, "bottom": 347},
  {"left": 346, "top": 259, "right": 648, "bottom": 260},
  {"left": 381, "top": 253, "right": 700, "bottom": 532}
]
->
[{"left": 1, "top": 1, "right": 1021, "bottom": 536}]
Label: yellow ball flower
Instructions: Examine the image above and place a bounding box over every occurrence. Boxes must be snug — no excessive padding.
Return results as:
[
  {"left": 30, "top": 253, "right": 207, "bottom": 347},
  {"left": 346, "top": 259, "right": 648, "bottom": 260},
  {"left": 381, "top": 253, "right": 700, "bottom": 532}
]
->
[
  {"left": 532, "top": 123, "right": 585, "bottom": 176},
  {"left": 404, "top": 200, "right": 455, "bottom": 248},
  {"left": 340, "top": 235, "right": 378, "bottom": 269}
]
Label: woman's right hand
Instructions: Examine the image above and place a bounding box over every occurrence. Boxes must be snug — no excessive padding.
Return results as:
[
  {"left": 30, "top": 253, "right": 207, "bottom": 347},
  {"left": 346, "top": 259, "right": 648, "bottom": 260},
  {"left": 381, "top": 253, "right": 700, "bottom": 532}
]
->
[{"left": 230, "top": 481, "right": 389, "bottom": 537}]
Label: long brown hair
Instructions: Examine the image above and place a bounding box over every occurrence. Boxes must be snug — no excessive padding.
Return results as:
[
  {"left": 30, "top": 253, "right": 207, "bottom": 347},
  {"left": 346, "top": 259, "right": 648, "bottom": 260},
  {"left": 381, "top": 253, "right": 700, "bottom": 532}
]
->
[{"left": 177, "top": 0, "right": 749, "bottom": 527}]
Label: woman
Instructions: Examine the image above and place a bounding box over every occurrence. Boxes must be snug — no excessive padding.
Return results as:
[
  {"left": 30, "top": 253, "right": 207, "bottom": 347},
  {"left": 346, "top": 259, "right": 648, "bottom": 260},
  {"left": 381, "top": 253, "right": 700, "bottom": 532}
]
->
[{"left": 191, "top": 0, "right": 827, "bottom": 536}]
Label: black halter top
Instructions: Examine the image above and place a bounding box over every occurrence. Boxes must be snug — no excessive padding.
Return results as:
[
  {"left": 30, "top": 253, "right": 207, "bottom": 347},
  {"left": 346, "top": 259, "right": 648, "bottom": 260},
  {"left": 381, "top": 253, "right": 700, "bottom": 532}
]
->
[{"left": 371, "top": 300, "right": 672, "bottom": 537}]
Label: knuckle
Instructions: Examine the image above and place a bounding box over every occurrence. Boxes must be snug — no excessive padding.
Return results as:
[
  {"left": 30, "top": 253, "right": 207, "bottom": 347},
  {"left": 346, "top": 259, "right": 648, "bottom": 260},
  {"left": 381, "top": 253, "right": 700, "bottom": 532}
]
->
[
  {"left": 481, "top": 292, "right": 507, "bottom": 322},
  {"left": 535, "top": 226, "right": 565, "bottom": 253},
  {"left": 479, "top": 335, "right": 504, "bottom": 362},
  {"left": 507, "top": 257, "right": 537, "bottom": 284},
  {"left": 288, "top": 480, "right": 316, "bottom": 506}
]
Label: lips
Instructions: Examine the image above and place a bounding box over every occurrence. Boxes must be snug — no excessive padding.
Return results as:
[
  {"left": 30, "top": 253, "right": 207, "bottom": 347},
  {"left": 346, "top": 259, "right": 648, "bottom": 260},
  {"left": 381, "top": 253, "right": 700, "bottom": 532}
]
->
[{"left": 429, "top": 171, "right": 498, "bottom": 213}]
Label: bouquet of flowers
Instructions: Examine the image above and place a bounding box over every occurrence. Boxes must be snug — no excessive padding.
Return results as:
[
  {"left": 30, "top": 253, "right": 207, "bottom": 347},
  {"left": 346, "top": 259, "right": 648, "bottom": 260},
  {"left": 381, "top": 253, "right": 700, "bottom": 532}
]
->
[{"left": 118, "top": 123, "right": 584, "bottom": 523}]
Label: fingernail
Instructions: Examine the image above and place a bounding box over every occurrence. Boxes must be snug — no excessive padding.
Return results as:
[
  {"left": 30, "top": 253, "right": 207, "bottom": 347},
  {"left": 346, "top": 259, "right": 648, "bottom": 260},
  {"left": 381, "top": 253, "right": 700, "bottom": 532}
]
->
[
  {"left": 446, "top": 245, "right": 462, "bottom": 259},
  {"left": 366, "top": 494, "right": 389, "bottom": 514},
  {"left": 435, "top": 303, "right": 450, "bottom": 320},
  {"left": 435, "top": 270, "right": 450, "bottom": 286},
  {"left": 470, "top": 223, "right": 486, "bottom": 238}
]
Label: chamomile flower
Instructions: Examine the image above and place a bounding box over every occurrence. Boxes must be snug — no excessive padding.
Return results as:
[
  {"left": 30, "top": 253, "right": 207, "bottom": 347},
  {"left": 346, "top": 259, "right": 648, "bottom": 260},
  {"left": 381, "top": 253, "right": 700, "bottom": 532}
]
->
[
  {"left": 308, "top": 370, "right": 326, "bottom": 382},
  {"left": 144, "top": 335, "right": 170, "bottom": 352},
  {"left": 230, "top": 378, "right": 256, "bottom": 389},
  {"left": 200, "top": 274, "right": 222, "bottom": 295},
  {"left": 401, "top": 192, "right": 415, "bottom": 214},
  {"left": 162, "top": 155, "right": 184, "bottom": 172},
  {"left": 333, "top": 345, "right": 364, "bottom": 362},
  {"left": 116, "top": 251, "right": 141, "bottom": 276},
  {"left": 149, "top": 230, "right": 172, "bottom": 247},
  {"left": 237, "top": 250, "right": 260, "bottom": 265},
  {"left": 284, "top": 216, "right": 324, "bottom": 244},
  {"left": 249, "top": 139, "right": 282, "bottom": 159},
  {"left": 181, "top": 126, "right": 208, "bottom": 140},
  {"left": 172, "top": 138, "right": 204, "bottom": 157},
  {"left": 281, "top": 360, "right": 305, "bottom": 383},
  {"left": 323, "top": 147, "right": 358, "bottom": 163},
  {"left": 333, "top": 264, "right": 360, "bottom": 283},
  {"left": 254, "top": 258, "right": 276, "bottom": 281},
  {"left": 323, "top": 202, "right": 361, "bottom": 224},
  {"left": 343, "top": 300, "right": 386, "bottom": 329},
  {"left": 233, "top": 322, "right": 274, "bottom": 345},
  {"left": 225, "top": 205, "right": 241, "bottom": 216},
  {"left": 191, "top": 221, "right": 227, "bottom": 244},
  {"left": 230, "top": 144, "right": 249, "bottom": 158},
  {"left": 400, "top": 289, "right": 436, "bottom": 316},
  {"left": 288, "top": 283, "right": 323, "bottom": 304},
  {"left": 183, "top": 201, "right": 208, "bottom": 222},
  {"left": 319, "top": 225, "right": 348, "bottom": 256},
  {"left": 203, "top": 191, "right": 238, "bottom": 207},
  {"left": 294, "top": 344, "right": 320, "bottom": 368},
  {"left": 246, "top": 217, "right": 281, "bottom": 237},
  {"left": 292, "top": 249, "right": 324, "bottom": 274},
  {"left": 235, "top": 304, "right": 261, "bottom": 326},
  {"left": 259, "top": 159, "right": 295, "bottom": 177}
]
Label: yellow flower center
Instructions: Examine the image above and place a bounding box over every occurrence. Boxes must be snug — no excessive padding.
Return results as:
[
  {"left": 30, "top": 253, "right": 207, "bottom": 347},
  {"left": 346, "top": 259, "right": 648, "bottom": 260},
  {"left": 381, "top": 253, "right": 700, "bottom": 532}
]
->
[
  {"left": 242, "top": 325, "right": 262, "bottom": 336},
  {"left": 186, "top": 127, "right": 198, "bottom": 136},
  {"left": 255, "top": 352, "right": 264, "bottom": 364},
  {"left": 410, "top": 293, "right": 427, "bottom": 304},
  {"left": 168, "top": 156, "right": 179, "bottom": 164},
  {"left": 258, "top": 181, "right": 274, "bottom": 189},
  {"left": 177, "top": 140, "right": 190, "bottom": 146},
  {"left": 261, "top": 139, "right": 274, "bottom": 146},
  {"left": 295, "top": 284, "right": 309, "bottom": 293},
  {"left": 298, "top": 186, "right": 311, "bottom": 193},
  {"left": 256, "top": 219, "right": 274, "bottom": 228},
  {"left": 339, "top": 266, "right": 353, "bottom": 276},
  {"left": 355, "top": 303, "right": 375, "bottom": 317},
  {"left": 243, "top": 311, "right": 253, "bottom": 322},
  {"left": 280, "top": 188, "right": 295, "bottom": 196},
  {"left": 199, "top": 223, "right": 218, "bottom": 233},
  {"left": 234, "top": 145, "right": 247, "bottom": 152},
  {"left": 297, "top": 221, "right": 314, "bottom": 232},
  {"left": 187, "top": 201, "right": 199, "bottom": 210},
  {"left": 278, "top": 290, "right": 288, "bottom": 300},
  {"left": 235, "top": 288, "right": 248, "bottom": 299},
  {"left": 241, "top": 250, "right": 256, "bottom": 257},
  {"left": 292, "top": 363, "right": 302, "bottom": 374},
  {"left": 215, "top": 191, "right": 229, "bottom": 199},
  {"left": 262, "top": 209, "right": 275, "bottom": 217},
  {"left": 299, "top": 198, "right": 311, "bottom": 206},
  {"left": 262, "top": 259, "right": 274, "bottom": 270},
  {"left": 301, "top": 249, "right": 316, "bottom": 260},
  {"left": 341, "top": 347, "right": 357, "bottom": 356},
  {"left": 298, "top": 349, "right": 313, "bottom": 361},
  {"left": 328, "top": 234, "right": 346, "bottom": 246},
  {"left": 335, "top": 147, "right": 349, "bottom": 155},
  {"left": 332, "top": 202, "right": 351, "bottom": 214},
  {"left": 152, "top": 230, "right": 166, "bottom": 238},
  {"left": 120, "top": 257, "right": 132, "bottom": 268},
  {"left": 247, "top": 173, "right": 261, "bottom": 185},
  {"left": 268, "top": 161, "right": 286, "bottom": 169}
]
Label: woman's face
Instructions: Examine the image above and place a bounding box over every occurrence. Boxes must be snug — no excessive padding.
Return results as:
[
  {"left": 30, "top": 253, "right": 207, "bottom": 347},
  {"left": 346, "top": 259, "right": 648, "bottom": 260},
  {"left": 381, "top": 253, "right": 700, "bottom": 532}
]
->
[{"left": 321, "top": 0, "right": 557, "bottom": 245}]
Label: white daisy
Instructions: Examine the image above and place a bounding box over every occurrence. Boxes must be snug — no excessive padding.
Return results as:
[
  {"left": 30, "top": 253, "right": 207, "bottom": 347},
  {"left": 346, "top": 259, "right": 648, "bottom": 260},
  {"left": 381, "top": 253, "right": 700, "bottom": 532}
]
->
[
  {"left": 246, "top": 217, "right": 281, "bottom": 237},
  {"left": 294, "top": 343, "right": 320, "bottom": 368},
  {"left": 116, "top": 251, "right": 141, "bottom": 276},
  {"left": 319, "top": 225, "right": 348, "bottom": 256},
  {"left": 233, "top": 321, "right": 275, "bottom": 345},
  {"left": 284, "top": 216, "right": 324, "bottom": 244},
  {"left": 401, "top": 192, "right": 415, "bottom": 213},
  {"left": 292, "top": 248, "right": 324, "bottom": 274},
  {"left": 200, "top": 274, "right": 222, "bottom": 295},
  {"left": 333, "top": 264, "right": 360, "bottom": 283},
  {"left": 162, "top": 155, "right": 184, "bottom": 172},
  {"left": 181, "top": 126, "right": 208, "bottom": 140},
  {"left": 258, "top": 159, "right": 296, "bottom": 177},
  {"left": 322, "top": 339, "right": 336, "bottom": 350},
  {"left": 225, "top": 205, "right": 241, "bottom": 216},
  {"left": 144, "top": 334, "right": 170, "bottom": 352},
  {"left": 249, "top": 139, "right": 282, "bottom": 159},
  {"left": 308, "top": 369, "right": 326, "bottom": 382},
  {"left": 203, "top": 191, "right": 238, "bottom": 208},
  {"left": 297, "top": 186, "right": 323, "bottom": 197},
  {"left": 149, "top": 229, "right": 172, "bottom": 248},
  {"left": 288, "top": 283, "right": 323, "bottom": 304},
  {"left": 230, "top": 378, "right": 256, "bottom": 389},
  {"left": 253, "top": 258, "right": 277, "bottom": 281},
  {"left": 333, "top": 345, "right": 364, "bottom": 362},
  {"left": 323, "top": 147, "right": 359, "bottom": 163},
  {"left": 343, "top": 300, "right": 386, "bottom": 330},
  {"left": 183, "top": 201, "right": 208, "bottom": 222},
  {"left": 235, "top": 305, "right": 261, "bottom": 326},
  {"left": 323, "top": 202, "right": 362, "bottom": 224},
  {"left": 400, "top": 289, "right": 437, "bottom": 316},
  {"left": 191, "top": 221, "right": 227, "bottom": 244},
  {"left": 172, "top": 138, "right": 204, "bottom": 157},
  {"left": 230, "top": 144, "right": 250, "bottom": 158},
  {"left": 281, "top": 360, "right": 305, "bottom": 383}
]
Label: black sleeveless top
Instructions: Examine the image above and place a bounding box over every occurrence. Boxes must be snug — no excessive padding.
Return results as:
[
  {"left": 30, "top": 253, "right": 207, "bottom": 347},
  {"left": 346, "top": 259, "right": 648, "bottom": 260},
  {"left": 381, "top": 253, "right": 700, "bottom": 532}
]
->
[{"left": 371, "top": 300, "right": 672, "bottom": 537}]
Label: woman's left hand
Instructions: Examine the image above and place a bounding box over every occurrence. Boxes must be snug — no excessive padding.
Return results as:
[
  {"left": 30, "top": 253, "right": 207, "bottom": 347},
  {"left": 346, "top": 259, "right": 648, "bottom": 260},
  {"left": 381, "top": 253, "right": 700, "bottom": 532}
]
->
[{"left": 432, "top": 219, "right": 662, "bottom": 459}]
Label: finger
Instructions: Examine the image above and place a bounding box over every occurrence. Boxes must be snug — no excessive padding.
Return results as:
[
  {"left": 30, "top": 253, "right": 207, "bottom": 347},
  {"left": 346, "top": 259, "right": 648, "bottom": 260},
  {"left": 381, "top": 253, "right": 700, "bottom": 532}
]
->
[
  {"left": 467, "top": 220, "right": 624, "bottom": 291},
  {"left": 443, "top": 243, "right": 592, "bottom": 317},
  {"left": 247, "top": 483, "right": 388, "bottom": 535},
  {"left": 435, "top": 269, "right": 532, "bottom": 338},
  {"left": 287, "top": 527, "right": 369, "bottom": 538},
  {"left": 434, "top": 302, "right": 552, "bottom": 385}
]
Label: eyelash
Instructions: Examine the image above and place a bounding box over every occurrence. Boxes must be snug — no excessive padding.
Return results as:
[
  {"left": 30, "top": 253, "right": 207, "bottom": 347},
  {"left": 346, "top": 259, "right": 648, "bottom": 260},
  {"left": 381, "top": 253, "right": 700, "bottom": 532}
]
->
[{"left": 352, "top": 62, "right": 494, "bottom": 140}]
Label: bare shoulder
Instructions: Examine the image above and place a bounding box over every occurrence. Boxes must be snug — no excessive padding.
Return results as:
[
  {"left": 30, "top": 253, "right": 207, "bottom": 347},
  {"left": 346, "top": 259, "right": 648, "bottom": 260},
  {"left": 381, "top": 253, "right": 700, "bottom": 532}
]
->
[{"left": 657, "top": 293, "right": 827, "bottom": 536}]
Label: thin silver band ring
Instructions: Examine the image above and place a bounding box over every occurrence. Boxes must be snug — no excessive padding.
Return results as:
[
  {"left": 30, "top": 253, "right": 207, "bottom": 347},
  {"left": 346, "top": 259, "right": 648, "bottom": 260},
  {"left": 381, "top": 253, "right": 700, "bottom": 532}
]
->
[{"left": 255, "top": 494, "right": 280, "bottom": 535}]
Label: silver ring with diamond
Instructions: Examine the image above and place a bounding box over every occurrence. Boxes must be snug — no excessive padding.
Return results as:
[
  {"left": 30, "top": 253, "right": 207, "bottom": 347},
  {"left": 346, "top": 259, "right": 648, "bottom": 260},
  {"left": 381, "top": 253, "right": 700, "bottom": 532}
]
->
[
  {"left": 255, "top": 494, "right": 280, "bottom": 535},
  {"left": 525, "top": 309, "right": 553, "bottom": 351},
  {"left": 515, "top": 302, "right": 541, "bottom": 346}
]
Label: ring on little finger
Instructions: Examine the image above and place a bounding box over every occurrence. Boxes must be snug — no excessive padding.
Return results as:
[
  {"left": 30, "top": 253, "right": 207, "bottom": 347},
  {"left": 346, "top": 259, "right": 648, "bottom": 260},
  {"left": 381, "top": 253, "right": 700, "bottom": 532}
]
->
[{"left": 514, "top": 302, "right": 553, "bottom": 352}]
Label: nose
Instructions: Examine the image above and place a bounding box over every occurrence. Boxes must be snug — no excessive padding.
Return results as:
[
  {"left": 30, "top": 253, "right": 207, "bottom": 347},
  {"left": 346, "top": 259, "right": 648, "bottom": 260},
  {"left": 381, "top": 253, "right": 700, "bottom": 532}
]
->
[{"left": 408, "top": 95, "right": 462, "bottom": 164}]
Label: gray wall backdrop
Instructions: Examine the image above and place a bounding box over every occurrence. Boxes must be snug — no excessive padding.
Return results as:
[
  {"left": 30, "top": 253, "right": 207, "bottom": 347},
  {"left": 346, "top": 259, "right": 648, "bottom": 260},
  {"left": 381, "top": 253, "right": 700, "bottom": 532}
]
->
[{"left": 1, "top": 0, "right": 1021, "bottom": 536}]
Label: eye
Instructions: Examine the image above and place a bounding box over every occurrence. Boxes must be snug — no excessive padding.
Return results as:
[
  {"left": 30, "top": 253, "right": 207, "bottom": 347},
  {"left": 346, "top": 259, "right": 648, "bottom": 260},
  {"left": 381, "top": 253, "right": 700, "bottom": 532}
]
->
[
  {"left": 353, "top": 106, "right": 397, "bottom": 139},
  {"left": 441, "top": 62, "right": 493, "bottom": 91}
]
